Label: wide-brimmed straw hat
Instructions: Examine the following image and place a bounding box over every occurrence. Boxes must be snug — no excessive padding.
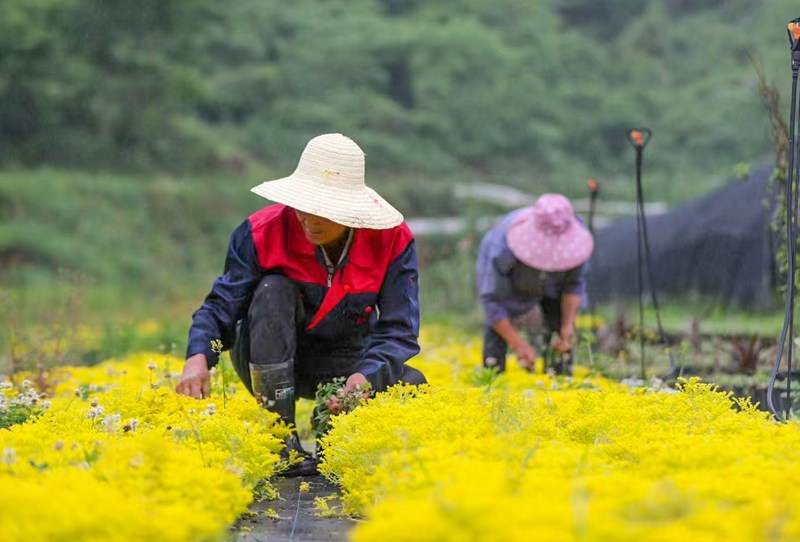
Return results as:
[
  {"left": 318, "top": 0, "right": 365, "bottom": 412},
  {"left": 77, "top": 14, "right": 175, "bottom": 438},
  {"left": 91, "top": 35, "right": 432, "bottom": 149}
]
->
[
  {"left": 250, "top": 133, "right": 403, "bottom": 229},
  {"left": 506, "top": 193, "right": 594, "bottom": 272}
]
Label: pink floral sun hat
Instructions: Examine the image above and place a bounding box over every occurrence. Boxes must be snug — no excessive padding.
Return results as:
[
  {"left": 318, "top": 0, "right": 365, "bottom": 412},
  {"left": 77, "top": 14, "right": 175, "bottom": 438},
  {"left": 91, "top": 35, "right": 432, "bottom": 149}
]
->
[{"left": 505, "top": 193, "right": 594, "bottom": 272}]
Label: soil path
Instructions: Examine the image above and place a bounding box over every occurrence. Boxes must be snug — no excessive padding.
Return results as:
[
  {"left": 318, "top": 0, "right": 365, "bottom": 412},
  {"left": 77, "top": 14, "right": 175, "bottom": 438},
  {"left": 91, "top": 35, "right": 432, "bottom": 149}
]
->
[{"left": 234, "top": 475, "right": 355, "bottom": 542}]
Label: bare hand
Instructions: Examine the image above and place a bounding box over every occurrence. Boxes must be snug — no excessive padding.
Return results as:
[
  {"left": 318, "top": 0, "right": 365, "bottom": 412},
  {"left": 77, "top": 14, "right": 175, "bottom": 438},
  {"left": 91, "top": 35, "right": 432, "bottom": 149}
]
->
[
  {"left": 325, "top": 372, "right": 369, "bottom": 415},
  {"left": 553, "top": 339, "right": 572, "bottom": 353},
  {"left": 512, "top": 341, "right": 537, "bottom": 370},
  {"left": 175, "top": 354, "right": 211, "bottom": 399},
  {"left": 554, "top": 328, "right": 573, "bottom": 353}
]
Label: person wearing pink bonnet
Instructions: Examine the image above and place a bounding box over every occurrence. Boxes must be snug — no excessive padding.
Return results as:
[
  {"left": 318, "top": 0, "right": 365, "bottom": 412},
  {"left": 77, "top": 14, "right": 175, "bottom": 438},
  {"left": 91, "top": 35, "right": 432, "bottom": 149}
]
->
[{"left": 475, "top": 193, "right": 594, "bottom": 375}]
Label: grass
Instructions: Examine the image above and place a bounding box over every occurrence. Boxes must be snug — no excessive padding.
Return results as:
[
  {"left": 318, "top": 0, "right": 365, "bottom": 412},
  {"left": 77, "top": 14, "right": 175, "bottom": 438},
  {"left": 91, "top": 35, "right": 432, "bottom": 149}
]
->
[
  {"left": 0, "top": 166, "right": 790, "bottom": 378},
  {"left": 0, "top": 164, "right": 757, "bottom": 292},
  {"left": 592, "top": 299, "right": 786, "bottom": 337}
]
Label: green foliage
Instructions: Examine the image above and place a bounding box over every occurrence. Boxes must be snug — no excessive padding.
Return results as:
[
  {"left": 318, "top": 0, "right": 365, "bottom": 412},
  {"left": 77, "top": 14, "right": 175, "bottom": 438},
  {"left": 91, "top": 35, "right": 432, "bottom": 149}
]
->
[
  {"left": 0, "top": 169, "right": 259, "bottom": 289},
  {"left": 0, "top": 401, "right": 47, "bottom": 430},
  {"left": 470, "top": 365, "right": 500, "bottom": 388},
  {"left": 312, "top": 377, "right": 372, "bottom": 438},
  {"left": 3, "top": 0, "right": 800, "bottom": 355},
  {"left": 0, "top": 381, "right": 49, "bottom": 430},
  {"left": 417, "top": 230, "right": 483, "bottom": 322},
  {"left": 0, "top": 0, "right": 796, "bottom": 187}
]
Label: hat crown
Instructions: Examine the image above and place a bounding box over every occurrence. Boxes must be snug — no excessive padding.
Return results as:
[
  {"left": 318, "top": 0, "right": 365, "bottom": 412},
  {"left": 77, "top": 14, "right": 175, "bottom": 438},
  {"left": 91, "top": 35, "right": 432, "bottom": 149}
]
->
[
  {"left": 250, "top": 133, "right": 404, "bottom": 229},
  {"left": 533, "top": 194, "right": 574, "bottom": 236},
  {"left": 294, "top": 133, "right": 365, "bottom": 190}
]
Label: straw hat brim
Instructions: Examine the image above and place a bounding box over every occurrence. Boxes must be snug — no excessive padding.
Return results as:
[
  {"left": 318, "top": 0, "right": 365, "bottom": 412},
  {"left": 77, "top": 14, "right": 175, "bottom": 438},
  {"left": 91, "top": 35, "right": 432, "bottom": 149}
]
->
[
  {"left": 251, "top": 175, "right": 404, "bottom": 230},
  {"left": 506, "top": 208, "right": 594, "bottom": 272}
]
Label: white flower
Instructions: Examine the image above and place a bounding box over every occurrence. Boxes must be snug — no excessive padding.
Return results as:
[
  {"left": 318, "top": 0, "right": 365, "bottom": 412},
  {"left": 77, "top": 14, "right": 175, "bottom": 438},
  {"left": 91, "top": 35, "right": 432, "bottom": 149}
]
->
[
  {"left": 205, "top": 403, "right": 216, "bottom": 415},
  {"left": 2, "top": 448, "right": 16, "bottom": 465},
  {"left": 129, "top": 418, "right": 139, "bottom": 431},
  {"left": 40, "top": 400, "right": 52, "bottom": 410},
  {"left": 21, "top": 380, "right": 32, "bottom": 389},
  {"left": 620, "top": 378, "right": 646, "bottom": 388},
  {"left": 147, "top": 362, "right": 157, "bottom": 371},
  {"left": 86, "top": 405, "right": 105, "bottom": 419},
  {"left": 101, "top": 413, "right": 122, "bottom": 432},
  {"left": 0, "top": 382, "right": 13, "bottom": 390}
]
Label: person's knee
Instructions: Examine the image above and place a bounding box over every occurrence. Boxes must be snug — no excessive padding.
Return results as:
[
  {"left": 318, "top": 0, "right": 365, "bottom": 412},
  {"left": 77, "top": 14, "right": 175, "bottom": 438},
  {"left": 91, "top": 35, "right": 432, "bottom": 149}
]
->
[{"left": 249, "top": 274, "right": 297, "bottom": 321}]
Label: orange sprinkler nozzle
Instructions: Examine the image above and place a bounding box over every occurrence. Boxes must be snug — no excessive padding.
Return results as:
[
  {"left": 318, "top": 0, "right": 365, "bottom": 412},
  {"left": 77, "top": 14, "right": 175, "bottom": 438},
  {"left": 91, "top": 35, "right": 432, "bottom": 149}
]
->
[
  {"left": 626, "top": 127, "right": 651, "bottom": 148},
  {"left": 587, "top": 178, "right": 598, "bottom": 193},
  {"left": 790, "top": 22, "right": 800, "bottom": 41}
]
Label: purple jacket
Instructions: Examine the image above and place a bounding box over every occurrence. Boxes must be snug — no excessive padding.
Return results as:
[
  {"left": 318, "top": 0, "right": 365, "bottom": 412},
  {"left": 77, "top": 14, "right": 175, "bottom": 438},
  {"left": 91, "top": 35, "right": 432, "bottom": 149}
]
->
[{"left": 476, "top": 209, "right": 588, "bottom": 324}]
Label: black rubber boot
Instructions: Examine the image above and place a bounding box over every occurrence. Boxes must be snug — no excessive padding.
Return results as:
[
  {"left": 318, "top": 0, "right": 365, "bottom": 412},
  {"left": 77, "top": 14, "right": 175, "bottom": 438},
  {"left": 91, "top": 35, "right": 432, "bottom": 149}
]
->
[{"left": 250, "top": 362, "right": 318, "bottom": 477}]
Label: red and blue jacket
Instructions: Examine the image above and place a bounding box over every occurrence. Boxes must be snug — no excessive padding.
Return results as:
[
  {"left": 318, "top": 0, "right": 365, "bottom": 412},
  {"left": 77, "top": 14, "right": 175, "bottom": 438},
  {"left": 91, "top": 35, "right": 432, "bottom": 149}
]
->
[{"left": 186, "top": 204, "right": 420, "bottom": 383}]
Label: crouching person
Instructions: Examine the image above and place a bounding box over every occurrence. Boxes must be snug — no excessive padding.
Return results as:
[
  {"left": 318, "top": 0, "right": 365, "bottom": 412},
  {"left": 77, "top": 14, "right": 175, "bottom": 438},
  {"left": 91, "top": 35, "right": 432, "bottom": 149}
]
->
[
  {"left": 476, "top": 194, "right": 594, "bottom": 375},
  {"left": 175, "top": 134, "right": 426, "bottom": 476}
]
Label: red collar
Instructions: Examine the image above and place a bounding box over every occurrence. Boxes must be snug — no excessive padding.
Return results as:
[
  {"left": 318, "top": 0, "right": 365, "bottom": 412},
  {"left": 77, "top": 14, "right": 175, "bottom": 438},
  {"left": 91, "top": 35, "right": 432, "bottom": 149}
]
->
[{"left": 286, "top": 209, "right": 372, "bottom": 266}]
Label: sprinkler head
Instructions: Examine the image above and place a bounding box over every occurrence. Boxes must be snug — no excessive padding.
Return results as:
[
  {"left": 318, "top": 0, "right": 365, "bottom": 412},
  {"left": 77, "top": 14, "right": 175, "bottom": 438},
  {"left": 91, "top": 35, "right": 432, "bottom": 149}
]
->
[
  {"left": 789, "top": 19, "right": 800, "bottom": 51},
  {"left": 587, "top": 178, "right": 599, "bottom": 194},
  {"left": 626, "top": 128, "right": 652, "bottom": 149}
]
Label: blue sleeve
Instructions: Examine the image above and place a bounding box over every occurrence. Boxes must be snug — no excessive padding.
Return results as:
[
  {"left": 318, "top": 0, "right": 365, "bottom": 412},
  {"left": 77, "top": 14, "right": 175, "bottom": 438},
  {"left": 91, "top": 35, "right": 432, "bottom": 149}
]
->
[
  {"left": 186, "top": 220, "right": 262, "bottom": 368},
  {"left": 356, "top": 240, "right": 421, "bottom": 384},
  {"left": 476, "top": 236, "right": 516, "bottom": 325},
  {"left": 562, "top": 260, "right": 588, "bottom": 296}
]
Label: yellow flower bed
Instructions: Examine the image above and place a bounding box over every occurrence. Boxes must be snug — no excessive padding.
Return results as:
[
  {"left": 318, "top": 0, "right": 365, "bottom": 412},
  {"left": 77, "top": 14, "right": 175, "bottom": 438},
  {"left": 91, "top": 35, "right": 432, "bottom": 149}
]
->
[
  {"left": 6, "top": 326, "right": 800, "bottom": 541},
  {"left": 319, "top": 327, "right": 800, "bottom": 541},
  {"left": 0, "top": 352, "right": 287, "bottom": 541}
]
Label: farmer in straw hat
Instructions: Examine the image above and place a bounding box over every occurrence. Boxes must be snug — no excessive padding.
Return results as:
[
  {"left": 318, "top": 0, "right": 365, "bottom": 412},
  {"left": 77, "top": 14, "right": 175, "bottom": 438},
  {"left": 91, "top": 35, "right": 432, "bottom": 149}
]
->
[
  {"left": 476, "top": 194, "right": 594, "bottom": 375},
  {"left": 176, "top": 133, "right": 426, "bottom": 476}
]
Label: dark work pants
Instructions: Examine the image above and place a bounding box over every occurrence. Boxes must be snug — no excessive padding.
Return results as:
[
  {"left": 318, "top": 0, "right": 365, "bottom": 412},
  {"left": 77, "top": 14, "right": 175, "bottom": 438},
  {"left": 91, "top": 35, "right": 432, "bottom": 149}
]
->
[
  {"left": 482, "top": 296, "right": 561, "bottom": 372},
  {"left": 231, "top": 274, "right": 426, "bottom": 400}
]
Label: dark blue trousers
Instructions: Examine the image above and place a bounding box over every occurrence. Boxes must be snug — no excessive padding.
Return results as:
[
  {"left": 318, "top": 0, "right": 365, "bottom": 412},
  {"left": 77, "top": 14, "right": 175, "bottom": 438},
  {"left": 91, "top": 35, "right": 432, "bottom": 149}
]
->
[
  {"left": 482, "top": 296, "right": 562, "bottom": 372},
  {"left": 231, "top": 274, "right": 425, "bottom": 399}
]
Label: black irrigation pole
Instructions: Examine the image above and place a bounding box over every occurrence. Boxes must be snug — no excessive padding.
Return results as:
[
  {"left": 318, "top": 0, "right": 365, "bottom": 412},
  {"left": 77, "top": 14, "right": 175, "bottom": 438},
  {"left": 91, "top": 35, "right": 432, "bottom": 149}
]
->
[
  {"left": 626, "top": 129, "right": 676, "bottom": 380},
  {"left": 767, "top": 19, "right": 800, "bottom": 419},
  {"left": 586, "top": 179, "right": 599, "bottom": 335},
  {"left": 587, "top": 178, "right": 599, "bottom": 236}
]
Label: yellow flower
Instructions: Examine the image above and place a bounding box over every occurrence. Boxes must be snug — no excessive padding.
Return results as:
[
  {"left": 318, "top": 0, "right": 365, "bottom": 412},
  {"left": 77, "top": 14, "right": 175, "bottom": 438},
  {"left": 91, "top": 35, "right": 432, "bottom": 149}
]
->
[
  {"left": 317, "top": 327, "right": 800, "bottom": 542},
  {"left": 0, "top": 351, "right": 288, "bottom": 539}
]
